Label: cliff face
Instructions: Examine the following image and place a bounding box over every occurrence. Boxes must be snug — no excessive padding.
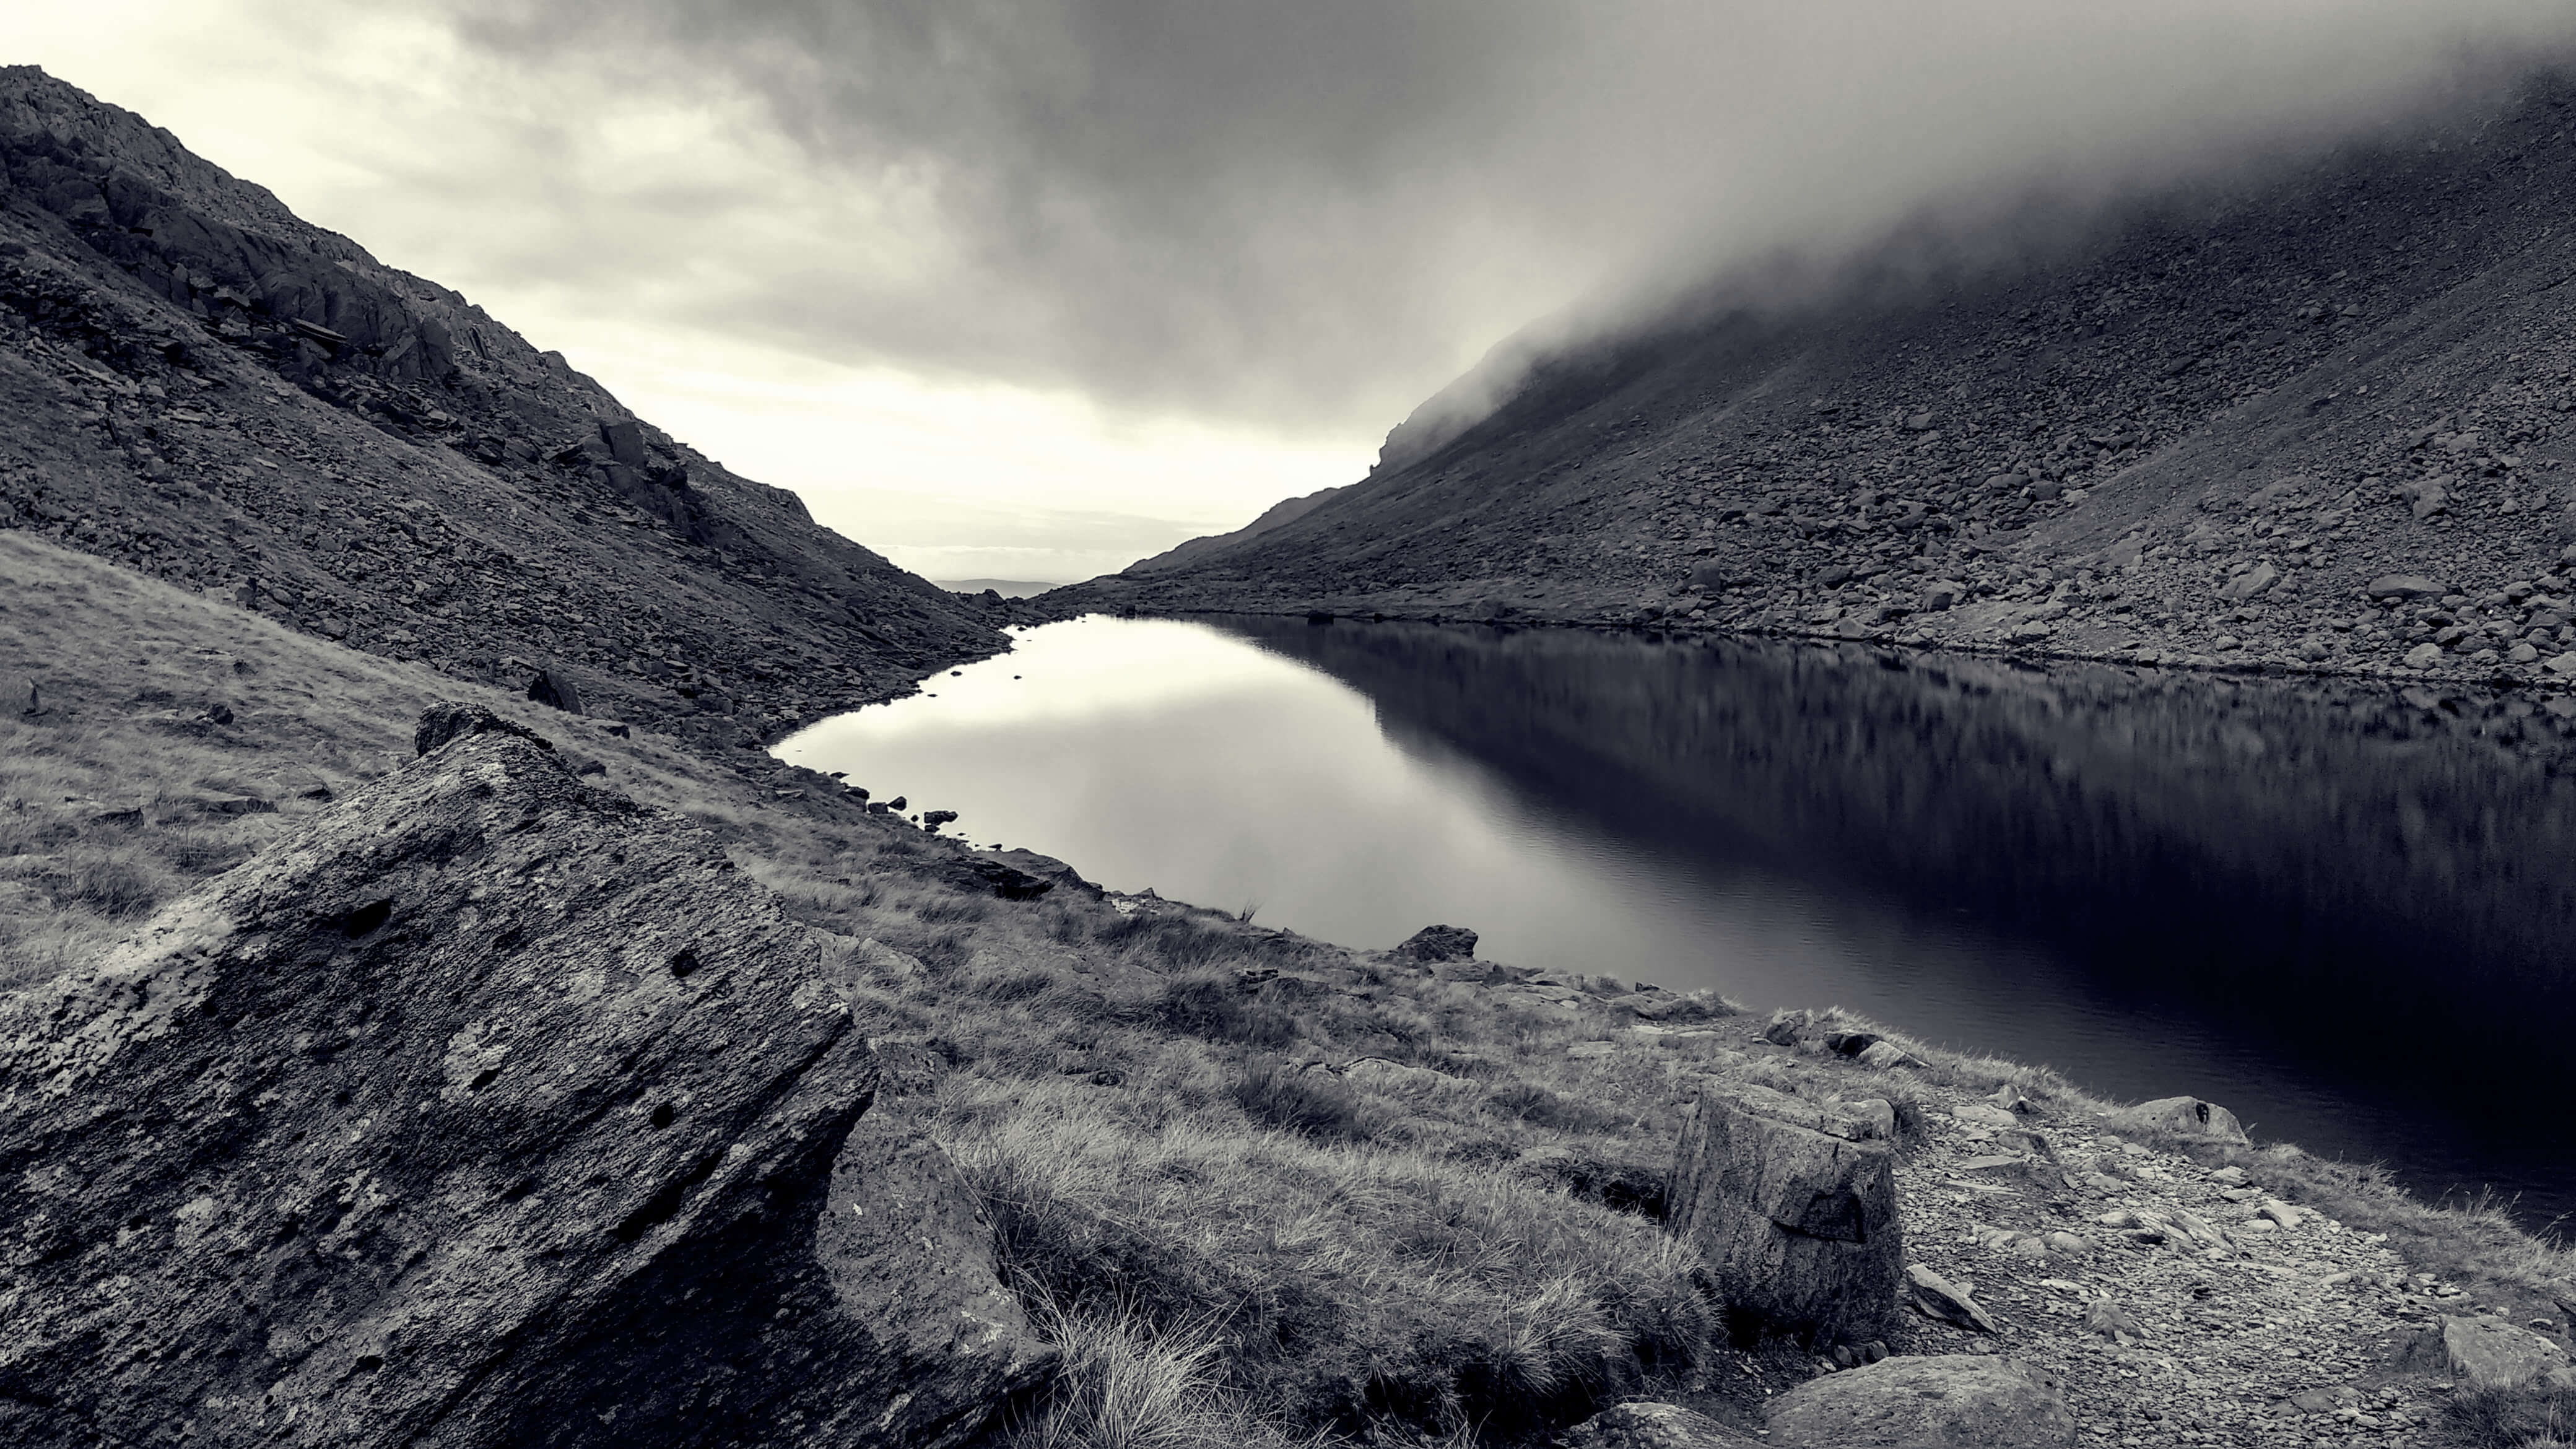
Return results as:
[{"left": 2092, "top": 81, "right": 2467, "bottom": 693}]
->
[
  {"left": 0, "top": 67, "right": 1011, "bottom": 744},
  {"left": 1060, "top": 71, "right": 2576, "bottom": 684}
]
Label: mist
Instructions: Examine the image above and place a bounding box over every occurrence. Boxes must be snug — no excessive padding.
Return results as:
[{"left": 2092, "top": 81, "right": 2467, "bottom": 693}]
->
[{"left": 414, "top": 1, "right": 2576, "bottom": 440}]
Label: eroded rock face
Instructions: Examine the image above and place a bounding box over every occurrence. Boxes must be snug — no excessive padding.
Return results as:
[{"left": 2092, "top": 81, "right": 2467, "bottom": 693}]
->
[
  {"left": 0, "top": 722, "right": 1038, "bottom": 1447},
  {"left": 1765, "top": 1355, "right": 2075, "bottom": 1447},
  {"left": 1666, "top": 1084, "right": 1902, "bottom": 1344}
]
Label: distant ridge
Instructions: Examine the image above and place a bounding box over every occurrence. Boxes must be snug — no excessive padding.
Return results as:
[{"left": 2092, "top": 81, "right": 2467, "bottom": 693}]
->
[
  {"left": 935, "top": 578, "right": 1071, "bottom": 598},
  {"left": 1121, "top": 482, "right": 1353, "bottom": 575}
]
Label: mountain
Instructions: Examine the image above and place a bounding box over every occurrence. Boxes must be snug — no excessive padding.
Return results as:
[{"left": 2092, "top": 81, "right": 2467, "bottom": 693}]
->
[
  {"left": 0, "top": 66, "right": 1011, "bottom": 747},
  {"left": 1053, "top": 71, "right": 2576, "bottom": 681},
  {"left": 1122, "top": 483, "right": 1352, "bottom": 574}
]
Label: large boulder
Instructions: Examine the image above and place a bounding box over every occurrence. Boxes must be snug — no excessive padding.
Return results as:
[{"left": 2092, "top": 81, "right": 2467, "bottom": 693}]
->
[
  {"left": 2107, "top": 1095, "right": 2249, "bottom": 1145},
  {"left": 1767, "top": 1355, "right": 2076, "bottom": 1447},
  {"left": 1665, "top": 1084, "right": 1902, "bottom": 1343},
  {"left": 0, "top": 720, "right": 1042, "bottom": 1447}
]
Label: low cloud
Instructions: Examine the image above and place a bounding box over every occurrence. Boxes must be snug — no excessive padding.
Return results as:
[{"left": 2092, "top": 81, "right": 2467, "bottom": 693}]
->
[{"left": 412, "top": 1, "right": 2576, "bottom": 437}]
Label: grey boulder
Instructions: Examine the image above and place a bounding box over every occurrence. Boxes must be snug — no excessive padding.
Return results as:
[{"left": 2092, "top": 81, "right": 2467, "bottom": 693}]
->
[
  {"left": 1666, "top": 1084, "right": 1902, "bottom": 1342},
  {"left": 1767, "top": 1355, "right": 2075, "bottom": 1447},
  {"left": 0, "top": 721, "right": 1042, "bottom": 1448}
]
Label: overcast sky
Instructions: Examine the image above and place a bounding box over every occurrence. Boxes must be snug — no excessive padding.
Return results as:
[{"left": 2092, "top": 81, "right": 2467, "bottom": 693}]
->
[{"left": 22, "top": 3, "right": 2576, "bottom": 581}]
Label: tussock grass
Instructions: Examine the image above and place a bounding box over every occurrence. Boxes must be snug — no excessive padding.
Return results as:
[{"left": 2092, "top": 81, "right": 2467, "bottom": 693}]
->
[{"left": 1009, "top": 1296, "right": 1312, "bottom": 1449}]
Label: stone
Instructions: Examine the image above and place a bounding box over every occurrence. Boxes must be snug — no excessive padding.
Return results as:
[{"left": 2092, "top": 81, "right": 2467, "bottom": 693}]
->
[
  {"left": 949, "top": 855, "right": 1058, "bottom": 900},
  {"left": 1393, "top": 923, "right": 1479, "bottom": 962},
  {"left": 526, "top": 664, "right": 585, "bottom": 715},
  {"left": 1855, "top": 1040, "right": 1912, "bottom": 1071},
  {"left": 1919, "top": 580, "right": 1965, "bottom": 612},
  {"left": 1666, "top": 1083, "right": 1902, "bottom": 1342},
  {"left": 2109, "top": 1095, "right": 2250, "bottom": 1144},
  {"left": 2439, "top": 1314, "right": 2576, "bottom": 1391},
  {"left": 2365, "top": 573, "right": 2443, "bottom": 600},
  {"left": 1907, "top": 1264, "right": 2001, "bottom": 1333},
  {"left": 2042, "top": 1230, "right": 2092, "bottom": 1259},
  {"left": 1764, "top": 1008, "right": 1809, "bottom": 1046},
  {"left": 2403, "top": 642, "right": 2443, "bottom": 669},
  {"left": 1824, "top": 1030, "right": 1882, "bottom": 1057},
  {"left": 0, "top": 718, "right": 1042, "bottom": 1448},
  {"left": 2084, "top": 1299, "right": 2145, "bottom": 1342},
  {"left": 1765, "top": 1355, "right": 2075, "bottom": 1447},
  {"left": 2220, "top": 562, "right": 2279, "bottom": 601},
  {"left": 599, "top": 417, "right": 650, "bottom": 468},
  {"left": 1560, "top": 1400, "right": 1759, "bottom": 1447},
  {"left": 412, "top": 700, "right": 553, "bottom": 757},
  {"left": 6, "top": 674, "right": 39, "bottom": 716},
  {"left": 2548, "top": 650, "right": 2576, "bottom": 677},
  {"left": 981, "top": 849, "right": 1097, "bottom": 898}
]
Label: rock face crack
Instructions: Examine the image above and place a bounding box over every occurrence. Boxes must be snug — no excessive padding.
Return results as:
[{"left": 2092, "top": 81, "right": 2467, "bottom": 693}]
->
[{"left": 0, "top": 713, "right": 1040, "bottom": 1448}]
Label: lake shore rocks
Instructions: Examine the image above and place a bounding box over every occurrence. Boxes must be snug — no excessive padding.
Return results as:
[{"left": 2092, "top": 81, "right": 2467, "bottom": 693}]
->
[{"left": 0, "top": 711, "right": 1038, "bottom": 1447}]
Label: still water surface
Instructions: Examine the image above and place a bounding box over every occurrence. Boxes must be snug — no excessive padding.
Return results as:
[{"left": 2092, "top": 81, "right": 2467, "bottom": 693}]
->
[{"left": 780, "top": 614, "right": 2576, "bottom": 1227}]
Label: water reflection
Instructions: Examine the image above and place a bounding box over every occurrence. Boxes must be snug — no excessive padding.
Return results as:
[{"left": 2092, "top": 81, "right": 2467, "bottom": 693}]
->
[{"left": 780, "top": 614, "right": 2576, "bottom": 1225}]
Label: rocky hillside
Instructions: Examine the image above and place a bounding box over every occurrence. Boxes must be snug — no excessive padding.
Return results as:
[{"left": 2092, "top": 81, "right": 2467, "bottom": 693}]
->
[
  {"left": 0, "top": 66, "right": 1012, "bottom": 747},
  {"left": 1056, "top": 69, "right": 2576, "bottom": 686}
]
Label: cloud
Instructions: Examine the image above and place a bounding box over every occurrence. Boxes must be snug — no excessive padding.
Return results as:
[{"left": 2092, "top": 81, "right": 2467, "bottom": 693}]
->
[{"left": 400, "top": 1, "right": 2576, "bottom": 438}]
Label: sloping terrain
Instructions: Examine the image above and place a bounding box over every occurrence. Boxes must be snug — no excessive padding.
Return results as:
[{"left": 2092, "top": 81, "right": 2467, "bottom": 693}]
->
[
  {"left": 8, "top": 463, "right": 2576, "bottom": 1445},
  {"left": 1060, "top": 71, "right": 2576, "bottom": 684},
  {"left": 0, "top": 66, "right": 1013, "bottom": 748}
]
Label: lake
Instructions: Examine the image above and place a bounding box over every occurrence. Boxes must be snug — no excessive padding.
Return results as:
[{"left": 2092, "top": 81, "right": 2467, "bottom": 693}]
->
[{"left": 778, "top": 613, "right": 2576, "bottom": 1228}]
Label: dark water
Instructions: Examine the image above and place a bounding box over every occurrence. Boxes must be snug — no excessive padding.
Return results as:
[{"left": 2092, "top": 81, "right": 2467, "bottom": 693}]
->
[{"left": 780, "top": 614, "right": 2576, "bottom": 1228}]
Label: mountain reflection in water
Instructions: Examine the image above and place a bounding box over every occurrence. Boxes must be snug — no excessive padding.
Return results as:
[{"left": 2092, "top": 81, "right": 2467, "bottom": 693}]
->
[{"left": 780, "top": 614, "right": 2576, "bottom": 1226}]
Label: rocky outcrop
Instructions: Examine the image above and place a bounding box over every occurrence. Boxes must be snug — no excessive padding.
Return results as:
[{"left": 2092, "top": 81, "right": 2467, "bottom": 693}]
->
[
  {"left": 1765, "top": 1355, "right": 2076, "bottom": 1447},
  {"left": 1664, "top": 1084, "right": 1901, "bottom": 1344},
  {"left": 0, "top": 712, "right": 1039, "bottom": 1447}
]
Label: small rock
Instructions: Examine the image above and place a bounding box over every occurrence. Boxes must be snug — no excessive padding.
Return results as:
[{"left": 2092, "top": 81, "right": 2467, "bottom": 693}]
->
[
  {"left": 2220, "top": 562, "right": 2280, "bottom": 601},
  {"left": 1560, "top": 1400, "right": 1758, "bottom": 1447},
  {"left": 2084, "top": 1299, "right": 2145, "bottom": 1343},
  {"left": 2403, "top": 642, "right": 2444, "bottom": 669},
  {"left": 1824, "top": 1030, "right": 1882, "bottom": 1057},
  {"left": 1764, "top": 1008, "right": 1808, "bottom": 1046},
  {"left": 526, "top": 666, "right": 585, "bottom": 715},
  {"left": 1907, "top": 1263, "right": 2001, "bottom": 1333},
  {"left": 1855, "top": 1041, "right": 1911, "bottom": 1071},
  {"left": 2365, "top": 573, "right": 2444, "bottom": 600},
  {"left": 1393, "top": 924, "right": 1479, "bottom": 962},
  {"left": 1766, "top": 1355, "right": 2074, "bottom": 1447},
  {"left": 2042, "top": 1230, "right": 2092, "bottom": 1259},
  {"left": 1567, "top": 1041, "right": 1619, "bottom": 1061}
]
